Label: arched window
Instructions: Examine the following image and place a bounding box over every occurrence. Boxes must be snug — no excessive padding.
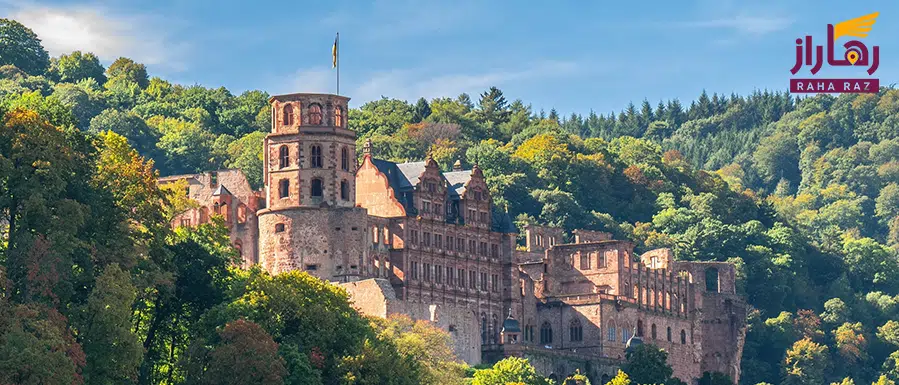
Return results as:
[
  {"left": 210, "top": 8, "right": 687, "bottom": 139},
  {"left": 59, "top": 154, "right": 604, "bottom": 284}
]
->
[
  {"left": 311, "top": 145, "right": 323, "bottom": 168},
  {"left": 279, "top": 145, "right": 289, "bottom": 168},
  {"left": 492, "top": 314, "right": 499, "bottom": 344},
  {"left": 311, "top": 178, "right": 323, "bottom": 198},
  {"left": 220, "top": 203, "right": 229, "bottom": 222},
  {"left": 651, "top": 324, "right": 657, "bottom": 339},
  {"left": 540, "top": 322, "right": 553, "bottom": 345},
  {"left": 309, "top": 104, "right": 323, "bottom": 125},
  {"left": 637, "top": 320, "right": 644, "bottom": 337},
  {"left": 340, "top": 180, "right": 349, "bottom": 201},
  {"left": 213, "top": 202, "right": 221, "bottom": 215},
  {"left": 340, "top": 147, "right": 349, "bottom": 171},
  {"left": 680, "top": 329, "right": 687, "bottom": 344},
  {"left": 633, "top": 284, "right": 639, "bottom": 299},
  {"left": 282, "top": 104, "right": 294, "bottom": 126},
  {"left": 199, "top": 207, "right": 209, "bottom": 224},
  {"left": 705, "top": 267, "right": 719, "bottom": 292},
  {"left": 569, "top": 319, "right": 583, "bottom": 342},
  {"left": 481, "top": 313, "right": 488, "bottom": 344},
  {"left": 334, "top": 106, "right": 343, "bottom": 127},
  {"left": 279, "top": 179, "right": 289, "bottom": 199},
  {"left": 667, "top": 326, "right": 672, "bottom": 342}
]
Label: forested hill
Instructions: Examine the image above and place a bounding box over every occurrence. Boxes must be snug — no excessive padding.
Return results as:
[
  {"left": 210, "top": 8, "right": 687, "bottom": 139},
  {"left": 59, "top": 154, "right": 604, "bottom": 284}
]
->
[{"left": 3, "top": 17, "right": 899, "bottom": 385}]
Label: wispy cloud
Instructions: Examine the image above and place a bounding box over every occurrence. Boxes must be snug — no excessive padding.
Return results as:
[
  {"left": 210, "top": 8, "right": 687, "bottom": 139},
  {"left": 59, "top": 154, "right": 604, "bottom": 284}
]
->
[
  {"left": 350, "top": 61, "right": 579, "bottom": 104},
  {"left": 319, "top": 0, "right": 479, "bottom": 41},
  {"left": 2, "top": 1, "right": 189, "bottom": 70},
  {"left": 681, "top": 14, "right": 794, "bottom": 36}
]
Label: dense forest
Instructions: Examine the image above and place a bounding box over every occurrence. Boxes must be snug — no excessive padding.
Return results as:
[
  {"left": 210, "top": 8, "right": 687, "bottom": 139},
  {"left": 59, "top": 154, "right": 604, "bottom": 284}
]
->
[{"left": 2, "top": 16, "right": 899, "bottom": 385}]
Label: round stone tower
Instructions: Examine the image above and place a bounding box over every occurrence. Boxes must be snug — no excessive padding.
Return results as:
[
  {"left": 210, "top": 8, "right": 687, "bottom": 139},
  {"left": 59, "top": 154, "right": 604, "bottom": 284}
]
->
[{"left": 257, "top": 93, "right": 370, "bottom": 282}]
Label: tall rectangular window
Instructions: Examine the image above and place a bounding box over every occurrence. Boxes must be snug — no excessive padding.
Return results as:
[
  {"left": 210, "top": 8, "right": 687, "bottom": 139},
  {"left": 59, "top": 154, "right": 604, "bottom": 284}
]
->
[
  {"left": 458, "top": 269, "right": 465, "bottom": 287},
  {"left": 423, "top": 263, "right": 431, "bottom": 281},
  {"left": 608, "top": 327, "right": 616, "bottom": 341},
  {"left": 492, "top": 274, "right": 499, "bottom": 292},
  {"left": 410, "top": 230, "right": 418, "bottom": 245},
  {"left": 423, "top": 232, "right": 431, "bottom": 247},
  {"left": 480, "top": 272, "right": 488, "bottom": 291},
  {"left": 491, "top": 244, "right": 499, "bottom": 258},
  {"left": 435, "top": 235, "right": 442, "bottom": 249},
  {"left": 410, "top": 261, "right": 418, "bottom": 280},
  {"left": 469, "top": 271, "right": 476, "bottom": 289},
  {"left": 435, "top": 265, "right": 443, "bottom": 283},
  {"left": 447, "top": 267, "right": 454, "bottom": 285}
]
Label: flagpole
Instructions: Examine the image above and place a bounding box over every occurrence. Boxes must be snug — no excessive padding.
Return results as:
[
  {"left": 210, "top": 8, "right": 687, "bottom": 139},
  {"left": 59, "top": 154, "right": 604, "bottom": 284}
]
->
[{"left": 336, "top": 32, "right": 340, "bottom": 95}]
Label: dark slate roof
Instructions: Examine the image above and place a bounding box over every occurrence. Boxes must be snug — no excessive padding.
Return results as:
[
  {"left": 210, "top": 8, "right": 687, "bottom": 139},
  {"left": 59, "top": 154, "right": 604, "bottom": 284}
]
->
[
  {"left": 369, "top": 159, "right": 430, "bottom": 193},
  {"left": 443, "top": 170, "right": 472, "bottom": 197},
  {"left": 395, "top": 161, "right": 427, "bottom": 186},
  {"left": 212, "top": 185, "right": 231, "bottom": 196},
  {"left": 492, "top": 210, "right": 519, "bottom": 234}
]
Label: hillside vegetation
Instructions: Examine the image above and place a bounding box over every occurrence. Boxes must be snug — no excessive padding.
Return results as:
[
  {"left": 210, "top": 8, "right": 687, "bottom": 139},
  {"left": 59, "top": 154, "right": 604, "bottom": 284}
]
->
[{"left": 2, "top": 17, "right": 899, "bottom": 385}]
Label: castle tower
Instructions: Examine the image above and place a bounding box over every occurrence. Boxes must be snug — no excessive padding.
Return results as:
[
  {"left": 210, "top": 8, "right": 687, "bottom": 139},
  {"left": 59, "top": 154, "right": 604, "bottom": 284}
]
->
[
  {"left": 257, "top": 93, "right": 370, "bottom": 282},
  {"left": 263, "top": 93, "right": 355, "bottom": 209}
]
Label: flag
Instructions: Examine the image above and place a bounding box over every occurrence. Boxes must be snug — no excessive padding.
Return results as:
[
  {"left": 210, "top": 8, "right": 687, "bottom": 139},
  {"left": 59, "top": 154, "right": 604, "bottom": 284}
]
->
[{"left": 332, "top": 34, "right": 338, "bottom": 68}]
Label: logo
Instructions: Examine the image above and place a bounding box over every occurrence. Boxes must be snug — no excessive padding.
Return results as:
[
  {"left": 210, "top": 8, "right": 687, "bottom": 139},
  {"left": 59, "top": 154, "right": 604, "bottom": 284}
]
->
[{"left": 789, "top": 12, "right": 880, "bottom": 93}]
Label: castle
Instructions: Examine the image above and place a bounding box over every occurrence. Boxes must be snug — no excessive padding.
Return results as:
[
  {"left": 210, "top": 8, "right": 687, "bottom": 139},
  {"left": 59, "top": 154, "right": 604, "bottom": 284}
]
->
[{"left": 158, "top": 92, "right": 747, "bottom": 384}]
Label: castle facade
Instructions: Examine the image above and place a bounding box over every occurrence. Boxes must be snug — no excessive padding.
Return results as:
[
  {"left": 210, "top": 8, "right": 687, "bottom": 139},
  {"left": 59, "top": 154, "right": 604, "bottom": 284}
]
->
[{"left": 158, "top": 93, "right": 746, "bottom": 384}]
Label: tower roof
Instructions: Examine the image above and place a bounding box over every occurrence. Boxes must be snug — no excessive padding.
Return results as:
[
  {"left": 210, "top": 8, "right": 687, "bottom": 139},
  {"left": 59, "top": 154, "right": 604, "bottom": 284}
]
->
[{"left": 212, "top": 185, "right": 232, "bottom": 196}]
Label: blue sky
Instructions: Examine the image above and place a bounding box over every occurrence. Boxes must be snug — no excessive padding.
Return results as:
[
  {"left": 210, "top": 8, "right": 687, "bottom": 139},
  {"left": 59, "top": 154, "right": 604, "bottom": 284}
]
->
[{"left": 2, "top": 0, "right": 897, "bottom": 116}]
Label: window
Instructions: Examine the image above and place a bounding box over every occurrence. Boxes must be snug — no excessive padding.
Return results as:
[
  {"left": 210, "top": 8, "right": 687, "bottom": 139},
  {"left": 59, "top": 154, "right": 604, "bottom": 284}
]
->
[
  {"left": 237, "top": 204, "right": 247, "bottom": 223},
  {"left": 622, "top": 328, "right": 630, "bottom": 343},
  {"left": 282, "top": 104, "right": 294, "bottom": 126},
  {"left": 372, "top": 226, "right": 379, "bottom": 244},
  {"left": 491, "top": 274, "right": 498, "bottom": 292},
  {"left": 426, "top": 182, "right": 436, "bottom": 193},
  {"left": 599, "top": 253, "right": 607, "bottom": 268},
  {"left": 458, "top": 268, "right": 465, "bottom": 287},
  {"left": 435, "top": 265, "right": 443, "bottom": 283},
  {"left": 474, "top": 191, "right": 482, "bottom": 201},
  {"left": 308, "top": 104, "right": 323, "bottom": 125},
  {"left": 491, "top": 244, "right": 499, "bottom": 258},
  {"left": 410, "top": 261, "right": 418, "bottom": 280},
  {"left": 340, "top": 180, "right": 349, "bottom": 201},
  {"left": 457, "top": 238, "right": 464, "bottom": 251},
  {"left": 705, "top": 267, "right": 720, "bottom": 292},
  {"left": 607, "top": 326, "right": 616, "bottom": 341},
  {"left": 341, "top": 147, "right": 349, "bottom": 171},
  {"left": 447, "top": 267, "right": 454, "bottom": 285},
  {"left": 569, "top": 319, "right": 583, "bottom": 342},
  {"left": 275, "top": 223, "right": 286, "bottom": 233},
  {"left": 435, "top": 235, "right": 442, "bottom": 249},
  {"left": 680, "top": 329, "right": 687, "bottom": 344},
  {"left": 311, "top": 178, "right": 323, "bottom": 198},
  {"left": 447, "top": 236, "right": 454, "bottom": 250},
  {"left": 481, "top": 314, "right": 488, "bottom": 344},
  {"left": 468, "top": 209, "right": 476, "bottom": 222},
  {"left": 410, "top": 230, "right": 419, "bottom": 245},
  {"left": 423, "top": 263, "right": 431, "bottom": 281},
  {"left": 279, "top": 179, "right": 290, "bottom": 199},
  {"left": 310, "top": 145, "right": 323, "bottom": 168},
  {"left": 637, "top": 320, "right": 644, "bottom": 337},
  {"left": 469, "top": 271, "right": 477, "bottom": 289},
  {"left": 279, "top": 145, "right": 289, "bottom": 168},
  {"left": 480, "top": 272, "right": 488, "bottom": 291},
  {"left": 423, "top": 232, "right": 431, "bottom": 247},
  {"left": 422, "top": 200, "right": 431, "bottom": 213},
  {"left": 334, "top": 106, "right": 343, "bottom": 127},
  {"left": 540, "top": 322, "right": 553, "bottom": 345},
  {"left": 479, "top": 242, "right": 488, "bottom": 256},
  {"left": 667, "top": 327, "right": 672, "bottom": 342},
  {"left": 435, "top": 204, "right": 442, "bottom": 216},
  {"left": 305, "top": 264, "right": 318, "bottom": 271},
  {"left": 580, "top": 253, "right": 590, "bottom": 270},
  {"left": 469, "top": 240, "right": 477, "bottom": 254},
  {"left": 480, "top": 211, "right": 488, "bottom": 223},
  {"left": 651, "top": 324, "right": 657, "bottom": 339}
]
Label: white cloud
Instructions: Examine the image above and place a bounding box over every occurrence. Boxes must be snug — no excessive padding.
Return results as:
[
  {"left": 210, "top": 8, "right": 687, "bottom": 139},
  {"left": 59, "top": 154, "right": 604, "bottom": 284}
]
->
[
  {"left": 685, "top": 14, "right": 793, "bottom": 35},
  {"left": 3, "top": 1, "right": 188, "bottom": 70},
  {"left": 349, "top": 61, "right": 579, "bottom": 104}
]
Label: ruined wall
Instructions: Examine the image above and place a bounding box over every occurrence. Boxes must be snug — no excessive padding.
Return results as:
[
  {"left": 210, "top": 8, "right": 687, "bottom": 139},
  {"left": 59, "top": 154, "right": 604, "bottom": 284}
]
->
[
  {"left": 257, "top": 206, "right": 370, "bottom": 281},
  {"left": 161, "top": 170, "right": 261, "bottom": 266}
]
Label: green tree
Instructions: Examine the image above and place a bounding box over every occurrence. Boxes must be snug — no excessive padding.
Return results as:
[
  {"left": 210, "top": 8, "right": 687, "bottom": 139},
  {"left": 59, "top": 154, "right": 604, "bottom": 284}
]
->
[
  {"left": 606, "top": 370, "right": 630, "bottom": 385},
  {"left": 49, "top": 51, "right": 106, "bottom": 84},
  {"left": 373, "top": 315, "right": 466, "bottom": 385},
  {"left": 81, "top": 264, "right": 142, "bottom": 385},
  {"left": 784, "top": 338, "right": 830, "bottom": 385},
  {"left": 412, "top": 97, "right": 431, "bottom": 123},
  {"left": 106, "top": 57, "right": 149, "bottom": 88},
  {"left": 877, "top": 320, "right": 899, "bottom": 346},
  {"left": 621, "top": 344, "right": 674, "bottom": 385},
  {"left": 203, "top": 319, "right": 287, "bottom": 385},
  {"left": 0, "top": 19, "right": 50, "bottom": 75},
  {"left": 471, "top": 357, "right": 553, "bottom": 385}
]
